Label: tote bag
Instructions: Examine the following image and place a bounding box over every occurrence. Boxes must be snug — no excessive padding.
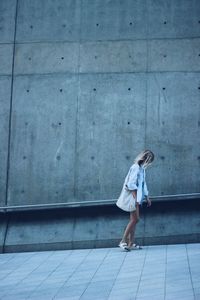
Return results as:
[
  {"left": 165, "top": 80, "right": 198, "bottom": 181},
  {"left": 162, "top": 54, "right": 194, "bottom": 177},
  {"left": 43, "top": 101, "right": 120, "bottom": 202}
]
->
[{"left": 116, "top": 185, "right": 136, "bottom": 212}]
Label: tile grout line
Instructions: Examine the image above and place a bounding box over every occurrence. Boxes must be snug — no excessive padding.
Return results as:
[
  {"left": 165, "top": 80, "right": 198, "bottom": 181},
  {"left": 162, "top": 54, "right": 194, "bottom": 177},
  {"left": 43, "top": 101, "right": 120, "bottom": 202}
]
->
[
  {"left": 0, "top": 253, "right": 19, "bottom": 270},
  {"left": 134, "top": 246, "right": 149, "bottom": 300},
  {"left": 1, "top": 251, "right": 56, "bottom": 299},
  {"left": 51, "top": 248, "right": 93, "bottom": 300},
  {"left": 79, "top": 248, "right": 111, "bottom": 299},
  {"left": 164, "top": 244, "right": 168, "bottom": 300},
  {"left": 106, "top": 250, "right": 128, "bottom": 300},
  {"left": 0, "top": 251, "right": 38, "bottom": 282},
  {"left": 24, "top": 250, "right": 73, "bottom": 300},
  {"left": 0, "top": 251, "right": 43, "bottom": 299},
  {"left": 185, "top": 244, "right": 195, "bottom": 300}
]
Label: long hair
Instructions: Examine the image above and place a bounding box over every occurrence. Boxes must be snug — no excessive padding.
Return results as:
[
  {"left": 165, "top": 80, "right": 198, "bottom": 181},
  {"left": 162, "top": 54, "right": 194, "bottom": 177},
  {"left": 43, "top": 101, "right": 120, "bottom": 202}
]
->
[{"left": 134, "top": 150, "right": 154, "bottom": 168}]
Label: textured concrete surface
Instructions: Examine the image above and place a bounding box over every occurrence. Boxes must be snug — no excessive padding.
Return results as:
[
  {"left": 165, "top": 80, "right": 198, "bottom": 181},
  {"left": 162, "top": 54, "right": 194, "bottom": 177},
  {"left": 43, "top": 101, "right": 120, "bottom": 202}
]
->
[
  {"left": 9, "top": 74, "right": 78, "bottom": 205},
  {"left": 0, "top": 243, "right": 199, "bottom": 300},
  {"left": 0, "top": 77, "right": 11, "bottom": 206},
  {"left": 1, "top": 198, "right": 200, "bottom": 253},
  {"left": 0, "top": 0, "right": 16, "bottom": 43},
  {"left": 0, "top": 0, "right": 200, "bottom": 205}
]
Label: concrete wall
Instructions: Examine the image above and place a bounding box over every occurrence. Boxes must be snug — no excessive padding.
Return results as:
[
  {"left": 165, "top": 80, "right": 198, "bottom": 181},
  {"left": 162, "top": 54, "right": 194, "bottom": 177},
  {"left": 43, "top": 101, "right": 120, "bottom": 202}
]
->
[
  {"left": 1, "top": 198, "right": 200, "bottom": 253},
  {"left": 0, "top": 0, "right": 200, "bottom": 207}
]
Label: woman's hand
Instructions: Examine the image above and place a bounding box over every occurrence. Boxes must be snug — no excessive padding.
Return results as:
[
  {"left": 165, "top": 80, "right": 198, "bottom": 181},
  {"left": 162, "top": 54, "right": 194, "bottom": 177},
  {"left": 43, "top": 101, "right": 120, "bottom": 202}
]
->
[{"left": 146, "top": 197, "right": 151, "bottom": 207}]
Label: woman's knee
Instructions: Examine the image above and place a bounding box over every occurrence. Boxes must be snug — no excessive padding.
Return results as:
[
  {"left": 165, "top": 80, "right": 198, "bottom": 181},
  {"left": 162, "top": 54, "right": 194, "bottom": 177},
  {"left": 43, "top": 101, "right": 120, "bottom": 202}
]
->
[
  {"left": 135, "top": 217, "right": 140, "bottom": 224},
  {"left": 130, "top": 217, "right": 139, "bottom": 226}
]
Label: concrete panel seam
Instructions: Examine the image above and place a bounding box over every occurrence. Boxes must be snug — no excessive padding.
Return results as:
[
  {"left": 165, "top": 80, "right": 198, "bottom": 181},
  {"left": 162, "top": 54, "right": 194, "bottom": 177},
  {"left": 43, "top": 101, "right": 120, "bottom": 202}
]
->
[
  {"left": 12, "top": 71, "right": 200, "bottom": 77},
  {"left": 5, "top": 0, "right": 19, "bottom": 206},
  {"left": 7, "top": 36, "right": 200, "bottom": 45},
  {"left": 144, "top": 0, "right": 149, "bottom": 148},
  {"left": 73, "top": 0, "right": 83, "bottom": 200}
]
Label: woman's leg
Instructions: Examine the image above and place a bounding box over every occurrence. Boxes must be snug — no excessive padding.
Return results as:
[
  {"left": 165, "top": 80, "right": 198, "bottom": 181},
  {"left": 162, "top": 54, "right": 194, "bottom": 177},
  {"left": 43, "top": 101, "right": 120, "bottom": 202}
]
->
[
  {"left": 128, "top": 203, "right": 140, "bottom": 246},
  {"left": 121, "top": 203, "right": 139, "bottom": 245}
]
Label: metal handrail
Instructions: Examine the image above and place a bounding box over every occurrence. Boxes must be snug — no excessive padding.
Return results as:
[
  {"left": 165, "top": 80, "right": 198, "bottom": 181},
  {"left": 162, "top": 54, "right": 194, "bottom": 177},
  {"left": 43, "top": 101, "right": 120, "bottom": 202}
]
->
[{"left": 0, "top": 193, "right": 199, "bottom": 212}]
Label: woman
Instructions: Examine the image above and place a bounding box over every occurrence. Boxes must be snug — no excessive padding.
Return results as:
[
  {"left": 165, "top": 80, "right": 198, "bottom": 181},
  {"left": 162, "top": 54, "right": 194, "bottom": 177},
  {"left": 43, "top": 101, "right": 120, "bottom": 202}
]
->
[{"left": 118, "top": 150, "right": 154, "bottom": 251}]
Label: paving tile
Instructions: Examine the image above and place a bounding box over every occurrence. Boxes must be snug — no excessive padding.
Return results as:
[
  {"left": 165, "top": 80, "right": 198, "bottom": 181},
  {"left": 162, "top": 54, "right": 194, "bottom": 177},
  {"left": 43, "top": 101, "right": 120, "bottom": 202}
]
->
[
  {"left": 108, "top": 296, "right": 133, "bottom": 300},
  {"left": 0, "top": 243, "right": 199, "bottom": 300},
  {"left": 112, "top": 280, "right": 140, "bottom": 290},
  {"left": 194, "top": 288, "right": 200, "bottom": 295},
  {"left": 109, "top": 288, "right": 137, "bottom": 298},
  {"left": 136, "top": 294, "right": 165, "bottom": 300},
  {"left": 165, "top": 294, "right": 194, "bottom": 300},
  {"left": 53, "top": 283, "right": 88, "bottom": 299}
]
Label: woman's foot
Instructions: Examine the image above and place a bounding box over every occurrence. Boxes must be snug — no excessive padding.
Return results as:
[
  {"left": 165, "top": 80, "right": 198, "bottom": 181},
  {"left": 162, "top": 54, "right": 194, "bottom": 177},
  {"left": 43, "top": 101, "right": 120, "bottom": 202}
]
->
[
  {"left": 118, "top": 241, "right": 130, "bottom": 251},
  {"left": 128, "top": 243, "right": 143, "bottom": 250}
]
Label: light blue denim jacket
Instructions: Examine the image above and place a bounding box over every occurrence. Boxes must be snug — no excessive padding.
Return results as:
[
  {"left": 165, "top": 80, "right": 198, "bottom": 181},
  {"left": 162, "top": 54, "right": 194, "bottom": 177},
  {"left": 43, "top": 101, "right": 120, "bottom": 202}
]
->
[{"left": 125, "top": 163, "right": 149, "bottom": 205}]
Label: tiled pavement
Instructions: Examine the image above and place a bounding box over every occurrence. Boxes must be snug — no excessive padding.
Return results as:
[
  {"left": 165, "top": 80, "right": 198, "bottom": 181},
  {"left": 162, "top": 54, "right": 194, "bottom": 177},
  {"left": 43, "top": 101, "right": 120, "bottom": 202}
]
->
[{"left": 0, "top": 243, "right": 199, "bottom": 300}]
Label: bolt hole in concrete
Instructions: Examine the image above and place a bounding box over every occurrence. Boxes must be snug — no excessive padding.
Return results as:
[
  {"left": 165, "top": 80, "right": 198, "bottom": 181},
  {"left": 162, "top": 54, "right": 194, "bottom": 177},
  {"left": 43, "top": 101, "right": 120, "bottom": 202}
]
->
[
  {"left": 96, "top": 23, "right": 99, "bottom": 26},
  {"left": 61, "top": 57, "right": 64, "bottom": 60},
  {"left": 127, "top": 121, "right": 130, "bottom": 124},
  {"left": 56, "top": 156, "right": 61, "bottom": 161},
  {"left": 60, "top": 89, "right": 63, "bottom": 92},
  {"left": 28, "top": 57, "right": 31, "bottom": 60},
  {"left": 23, "top": 156, "right": 27, "bottom": 160},
  {"left": 162, "top": 87, "right": 166, "bottom": 90},
  {"left": 26, "top": 89, "right": 29, "bottom": 92},
  {"left": 163, "top": 21, "right": 167, "bottom": 24},
  {"left": 128, "top": 88, "right": 131, "bottom": 91},
  {"left": 58, "top": 122, "right": 61, "bottom": 126},
  {"left": 30, "top": 25, "right": 33, "bottom": 29},
  {"left": 198, "top": 156, "right": 200, "bottom": 160},
  {"left": 93, "top": 88, "right": 96, "bottom": 91},
  {"left": 129, "top": 22, "right": 133, "bottom": 25},
  {"left": 91, "top": 156, "right": 95, "bottom": 160}
]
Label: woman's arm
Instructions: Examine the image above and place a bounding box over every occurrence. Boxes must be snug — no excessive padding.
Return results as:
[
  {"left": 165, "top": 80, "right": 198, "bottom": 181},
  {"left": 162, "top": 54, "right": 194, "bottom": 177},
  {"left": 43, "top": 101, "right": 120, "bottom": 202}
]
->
[{"left": 144, "top": 171, "right": 151, "bottom": 207}]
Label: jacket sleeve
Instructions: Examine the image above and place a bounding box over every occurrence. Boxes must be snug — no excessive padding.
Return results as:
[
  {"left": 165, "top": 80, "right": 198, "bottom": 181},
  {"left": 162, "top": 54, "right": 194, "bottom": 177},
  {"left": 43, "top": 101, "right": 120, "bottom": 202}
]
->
[
  {"left": 143, "top": 170, "right": 149, "bottom": 196},
  {"left": 144, "top": 181, "right": 149, "bottom": 196},
  {"left": 126, "top": 164, "right": 139, "bottom": 191}
]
